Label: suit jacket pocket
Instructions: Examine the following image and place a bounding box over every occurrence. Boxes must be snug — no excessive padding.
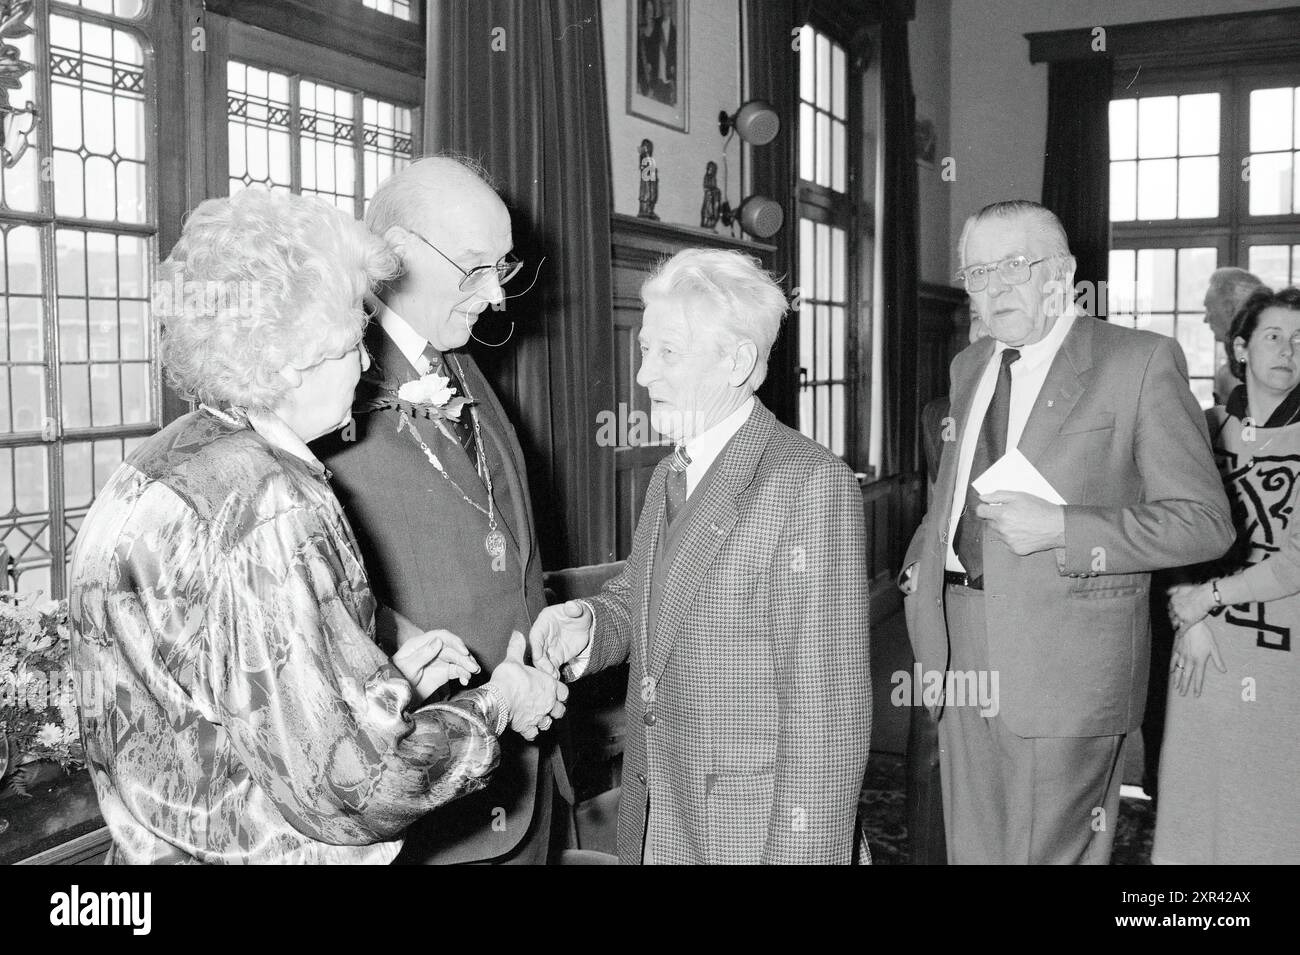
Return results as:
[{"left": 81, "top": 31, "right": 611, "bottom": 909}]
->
[
  {"left": 705, "top": 770, "right": 774, "bottom": 865},
  {"left": 1068, "top": 571, "right": 1148, "bottom": 598},
  {"left": 1059, "top": 411, "right": 1115, "bottom": 435}
]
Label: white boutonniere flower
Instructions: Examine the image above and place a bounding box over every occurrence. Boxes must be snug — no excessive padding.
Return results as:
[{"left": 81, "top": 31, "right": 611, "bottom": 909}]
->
[{"left": 397, "top": 372, "right": 471, "bottom": 421}]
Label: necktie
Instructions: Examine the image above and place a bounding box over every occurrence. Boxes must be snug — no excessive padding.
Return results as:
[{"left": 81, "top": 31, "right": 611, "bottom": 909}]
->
[
  {"left": 664, "top": 443, "right": 691, "bottom": 527},
  {"left": 954, "top": 347, "right": 1020, "bottom": 584},
  {"left": 421, "top": 344, "right": 477, "bottom": 460}
]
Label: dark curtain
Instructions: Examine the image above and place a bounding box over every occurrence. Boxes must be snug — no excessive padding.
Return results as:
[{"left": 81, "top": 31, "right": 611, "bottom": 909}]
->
[
  {"left": 425, "top": 0, "right": 615, "bottom": 569},
  {"left": 879, "top": 8, "right": 920, "bottom": 477},
  {"left": 750, "top": 0, "right": 799, "bottom": 430},
  {"left": 1042, "top": 58, "right": 1111, "bottom": 311}
]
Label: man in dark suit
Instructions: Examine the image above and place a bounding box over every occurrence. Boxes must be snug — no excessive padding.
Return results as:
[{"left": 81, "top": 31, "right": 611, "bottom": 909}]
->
[
  {"left": 530, "top": 249, "right": 871, "bottom": 864},
  {"left": 314, "top": 157, "right": 560, "bottom": 864},
  {"left": 900, "top": 200, "right": 1234, "bottom": 864}
]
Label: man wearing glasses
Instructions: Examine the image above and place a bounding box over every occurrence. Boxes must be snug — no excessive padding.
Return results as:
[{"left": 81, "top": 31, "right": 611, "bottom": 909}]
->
[
  {"left": 899, "top": 200, "right": 1233, "bottom": 864},
  {"left": 314, "top": 156, "right": 558, "bottom": 865}
]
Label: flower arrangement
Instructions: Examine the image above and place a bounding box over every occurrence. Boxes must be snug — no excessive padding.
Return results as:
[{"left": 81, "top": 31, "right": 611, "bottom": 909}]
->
[{"left": 0, "top": 591, "right": 83, "bottom": 795}]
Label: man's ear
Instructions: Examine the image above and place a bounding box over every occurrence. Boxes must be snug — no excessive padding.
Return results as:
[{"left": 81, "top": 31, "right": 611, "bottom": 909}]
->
[
  {"left": 1056, "top": 254, "right": 1077, "bottom": 296},
  {"left": 384, "top": 225, "right": 411, "bottom": 257},
  {"left": 277, "top": 364, "right": 304, "bottom": 388},
  {"left": 728, "top": 340, "right": 759, "bottom": 387}
]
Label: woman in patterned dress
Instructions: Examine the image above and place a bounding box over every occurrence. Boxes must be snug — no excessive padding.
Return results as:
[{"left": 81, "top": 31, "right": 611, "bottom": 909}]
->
[
  {"left": 68, "top": 189, "right": 565, "bottom": 863},
  {"left": 1155, "top": 287, "right": 1300, "bottom": 864}
]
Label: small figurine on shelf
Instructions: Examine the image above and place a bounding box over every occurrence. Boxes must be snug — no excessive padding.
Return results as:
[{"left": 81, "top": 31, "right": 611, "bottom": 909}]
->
[
  {"left": 638, "top": 138, "right": 659, "bottom": 220},
  {"left": 700, "top": 160, "right": 721, "bottom": 230}
]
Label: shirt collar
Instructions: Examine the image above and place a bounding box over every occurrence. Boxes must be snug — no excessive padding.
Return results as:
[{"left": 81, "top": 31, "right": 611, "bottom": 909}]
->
[
  {"left": 374, "top": 298, "right": 432, "bottom": 373},
  {"left": 684, "top": 396, "right": 755, "bottom": 473},
  {"left": 993, "top": 303, "right": 1076, "bottom": 364}
]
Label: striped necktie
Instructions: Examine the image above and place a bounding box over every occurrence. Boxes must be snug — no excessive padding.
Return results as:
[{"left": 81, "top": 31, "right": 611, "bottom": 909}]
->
[
  {"left": 664, "top": 442, "right": 691, "bottom": 527},
  {"left": 421, "top": 344, "right": 477, "bottom": 460}
]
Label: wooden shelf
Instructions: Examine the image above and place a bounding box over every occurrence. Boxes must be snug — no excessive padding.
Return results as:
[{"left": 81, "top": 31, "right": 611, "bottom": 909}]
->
[{"left": 611, "top": 213, "right": 778, "bottom": 258}]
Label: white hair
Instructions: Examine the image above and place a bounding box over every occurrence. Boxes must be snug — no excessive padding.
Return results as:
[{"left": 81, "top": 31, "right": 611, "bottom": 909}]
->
[
  {"left": 641, "top": 248, "right": 788, "bottom": 388},
  {"left": 159, "top": 188, "right": 397, "bottom": 410}
]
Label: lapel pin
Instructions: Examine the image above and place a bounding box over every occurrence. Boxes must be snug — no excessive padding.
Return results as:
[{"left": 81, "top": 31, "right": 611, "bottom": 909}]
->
[{"left": 1047, "top": 400, "right": 1055, "bottom": 407}]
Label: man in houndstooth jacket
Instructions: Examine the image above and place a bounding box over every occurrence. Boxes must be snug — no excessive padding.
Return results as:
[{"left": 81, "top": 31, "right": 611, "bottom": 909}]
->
[{"left": 531, "top": 248, "right": 871, "bottom": 864}]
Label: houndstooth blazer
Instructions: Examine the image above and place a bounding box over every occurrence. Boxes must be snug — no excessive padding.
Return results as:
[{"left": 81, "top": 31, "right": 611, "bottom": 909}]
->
[{"left": 584, "top": 400, "right": 871, "bottom": 864}]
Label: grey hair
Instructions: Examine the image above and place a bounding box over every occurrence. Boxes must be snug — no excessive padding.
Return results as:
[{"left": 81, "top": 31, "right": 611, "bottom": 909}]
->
[
  {"left": 641, "top": 248, "right": 788, "bottom": 389},
  {"left": 957, "top": 199, "right": 1072, "bottom": 267},
  {"left": 1209, "top": 266, "right": 1265, "bottom": 307}
]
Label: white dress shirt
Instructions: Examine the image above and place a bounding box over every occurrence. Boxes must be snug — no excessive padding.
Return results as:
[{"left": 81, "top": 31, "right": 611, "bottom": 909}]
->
[
  {"left": 374, "top": 299, "right": 435, "bottom": 374},
  {"left": 945, "top": 308, "right": 1077, "bottom": 571},
  {"left": 680, "top": 396, "right": 755, "bottom": 497}
]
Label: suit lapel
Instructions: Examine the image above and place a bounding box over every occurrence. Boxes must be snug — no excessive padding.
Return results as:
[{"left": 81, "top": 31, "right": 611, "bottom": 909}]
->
[
  {"left": 646, "top": 402, "right": 774, "bottom": 681},
  {"left": 1015, "top": 315, "right": 1094, "bottom": 467},
  {"left": 360, "top": 320, "right": 420, "bottom": 392},
  {"left": 638, "top": 459, "right": 669, "bottom": 671}
]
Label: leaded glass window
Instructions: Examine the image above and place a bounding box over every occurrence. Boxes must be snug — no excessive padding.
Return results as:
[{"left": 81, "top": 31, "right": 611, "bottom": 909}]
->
[
  {"left": 1, "top": 0, "right": 158, "bottom": 595},
  {"left": 227, "top": 61, "right": 414, "bottom": 216}
]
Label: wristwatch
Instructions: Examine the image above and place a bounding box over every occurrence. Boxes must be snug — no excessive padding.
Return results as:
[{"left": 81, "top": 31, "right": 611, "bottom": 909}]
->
[{"left": 1209, "top": 579, "right": 1226, "bottom": 617}]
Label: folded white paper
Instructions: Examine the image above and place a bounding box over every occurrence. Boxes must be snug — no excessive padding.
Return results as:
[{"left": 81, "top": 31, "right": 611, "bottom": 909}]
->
[{"left": 971, "top": 448, "right": 1067, "bottom": 505}]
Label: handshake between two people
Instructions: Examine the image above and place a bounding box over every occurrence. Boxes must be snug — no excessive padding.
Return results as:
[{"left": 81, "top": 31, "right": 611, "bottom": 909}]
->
[{"left": 389, "top": 599, "right": 595, "bottom": 740}]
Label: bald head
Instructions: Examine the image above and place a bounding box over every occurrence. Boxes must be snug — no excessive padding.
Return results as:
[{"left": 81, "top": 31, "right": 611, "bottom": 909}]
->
[{"left": 367, "top": 155, "right": 507, "bottom": 244}]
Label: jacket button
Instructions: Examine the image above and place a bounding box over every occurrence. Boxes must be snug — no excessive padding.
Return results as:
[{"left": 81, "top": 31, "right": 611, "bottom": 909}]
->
[
  {"left": 637, "top": 772, "right": 647, "bottom": 786},
  {"left": 643, "top": 709, "right": 657, "bottom": 727}
]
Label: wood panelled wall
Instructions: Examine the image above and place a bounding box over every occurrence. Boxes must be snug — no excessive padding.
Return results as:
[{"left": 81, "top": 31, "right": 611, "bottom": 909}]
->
[{"left": 868, "top": 281, "right": 966, "bottom": 621}]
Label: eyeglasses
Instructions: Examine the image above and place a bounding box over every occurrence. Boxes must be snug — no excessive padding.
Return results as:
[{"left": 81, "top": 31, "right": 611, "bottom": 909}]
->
[
  {"left": 955, "top": 254, "right": 1051, "bottom": 293},
  {"left": 410, "top": 231, "right": 524, "bottom": 292}
]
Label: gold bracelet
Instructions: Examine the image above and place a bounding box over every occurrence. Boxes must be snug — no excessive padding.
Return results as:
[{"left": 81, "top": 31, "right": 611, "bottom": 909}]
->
[{"left": 481, "top": 681, "right": 511, "bottom": 736}]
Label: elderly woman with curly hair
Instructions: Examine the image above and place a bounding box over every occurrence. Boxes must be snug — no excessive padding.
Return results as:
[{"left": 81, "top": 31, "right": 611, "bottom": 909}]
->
[{"left": 68, "top": 189, "right": 565, "bottom": 864}]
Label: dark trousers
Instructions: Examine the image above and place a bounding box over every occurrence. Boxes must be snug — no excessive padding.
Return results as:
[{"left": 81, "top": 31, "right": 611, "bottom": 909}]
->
[
  {"left": 906, "top": 702, "right": 947, "bottom": 864},
  {"left": 938, "top": 584, "right": 1127, "bottom": 864}
]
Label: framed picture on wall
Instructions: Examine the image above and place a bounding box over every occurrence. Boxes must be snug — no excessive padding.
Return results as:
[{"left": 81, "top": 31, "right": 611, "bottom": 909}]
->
[{"left": 627, "top": 0, "right": 689, "bottom": 132}]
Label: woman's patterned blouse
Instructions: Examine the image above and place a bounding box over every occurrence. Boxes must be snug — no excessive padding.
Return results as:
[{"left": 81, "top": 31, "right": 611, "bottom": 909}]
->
[{"left": 69, "top": 408, "right": 500, "bottom": 864}]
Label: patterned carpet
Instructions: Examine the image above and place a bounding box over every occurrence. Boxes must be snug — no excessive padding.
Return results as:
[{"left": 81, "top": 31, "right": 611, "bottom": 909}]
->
[{"left": 860, "top": 752, "right": 1156, "bottom": 865}]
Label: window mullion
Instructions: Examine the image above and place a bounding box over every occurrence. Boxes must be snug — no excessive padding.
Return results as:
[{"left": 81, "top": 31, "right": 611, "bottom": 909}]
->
[
  {"left": 290, "top": 74, "right": 302, "bottom": 194},
  {"left": 353, "top": 89, "right": 365, "bottom": 219},
  {"left": 1226, "top": 72, "right": 1245, "bottom": 254},
  {"left": 37, "top": 0, "right": 70, "bottom": 597}
]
